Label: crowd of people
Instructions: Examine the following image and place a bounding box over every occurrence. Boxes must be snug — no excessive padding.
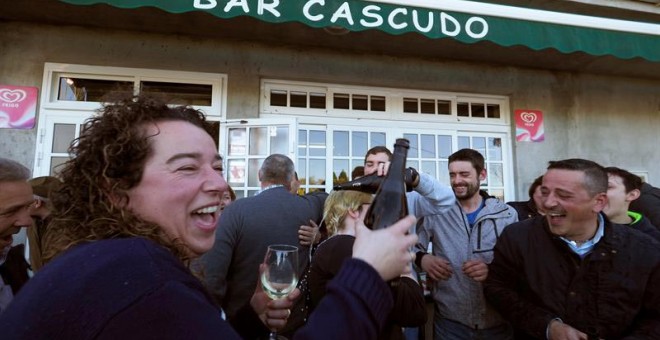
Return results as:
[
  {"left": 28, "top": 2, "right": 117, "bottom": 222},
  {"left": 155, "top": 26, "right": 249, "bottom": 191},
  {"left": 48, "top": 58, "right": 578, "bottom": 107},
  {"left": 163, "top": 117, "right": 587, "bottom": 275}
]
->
[{"left": 0, "top": 94, "right": 658, "bottom": 339}]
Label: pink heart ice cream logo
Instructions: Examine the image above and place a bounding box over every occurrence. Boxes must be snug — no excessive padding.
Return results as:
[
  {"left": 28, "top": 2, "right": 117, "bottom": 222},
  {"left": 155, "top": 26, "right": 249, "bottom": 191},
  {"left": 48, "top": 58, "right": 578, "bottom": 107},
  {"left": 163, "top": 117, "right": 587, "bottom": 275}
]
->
[
  {"left": 0, "top": 89, "right": 27, "bottom": 103},
  {"left": 520, "top": 112, "right": 537, "bottom": 124}
]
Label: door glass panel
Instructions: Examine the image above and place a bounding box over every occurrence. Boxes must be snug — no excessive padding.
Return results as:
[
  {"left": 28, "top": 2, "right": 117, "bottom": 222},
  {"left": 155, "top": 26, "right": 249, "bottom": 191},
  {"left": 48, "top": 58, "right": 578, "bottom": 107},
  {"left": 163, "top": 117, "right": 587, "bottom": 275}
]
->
[
  {"left": 404, "top": 134, "right": 418, "bottom": 158},
  {"left": 334, "top": 131, "right": 349, "bottom": 156},
  {"left": 490, "top": 163, "right": 504, "bottom": 187},
  {"left": 58, "top": 77, "right": 132, "bottom": 102},
  {"left": 140, "top": 81, "right": 212, "bottom": 106},
  {"left": 270, "top": 126, "right": 289, "bottom": 155},
  {"left": 488, "top": 137, "right": 502, "bottom": 161},
  {"left": 333, "top": 159, "right": 350, "bottom": 186},
  {"left": 248, "top": 158, "right": 264, "bottom": 187},
  {"left": 438, "top": 160, "right": 449, "bottom": 185},
  {"left": 298, "top": 130, "right": 307, "bottom": 156},
  {"left": 438, "top": 135, "right": 452, "bottom": 158},
  {"left": 309, "top": 159, "right": 326, "bottom": 187},
  {"left": 352, "top": 131, "right": 368, "bottom": 156},
  {"left": 52, "top": 124, "right": 76, "bottom": 153},
  {"left": 228, "top": 128, "right": 247, "bottom": 156},
  {"left": 49, "top": 157, "right": 69, "bottom": 176},
  {"left": 458, "top": 136, "right": 470, "bottom": 150},
  {"left": 249, "top": 127, "right": 268, "bottom": 155},
  {"left": 371, "top": 132, "right": 386, "bottom": 148},
  {"left": 421, "top": 134, "right": 436, "bottom": 158},
  {"left": 309, "top": 131, "right": 326, "bottom": 157},
  {"left": 421, "top": 161, "right": 436, "bottom": 178},
  {"left": 228, "top": 160, "right": 246, "bottom": 184},
  {"left": 473, "top": 137, "right": 486, "bottom": 156}
]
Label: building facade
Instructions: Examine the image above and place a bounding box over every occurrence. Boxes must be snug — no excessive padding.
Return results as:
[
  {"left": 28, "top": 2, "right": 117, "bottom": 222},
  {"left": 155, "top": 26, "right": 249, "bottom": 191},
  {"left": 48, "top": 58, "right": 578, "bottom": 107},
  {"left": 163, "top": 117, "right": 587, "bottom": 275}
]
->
[{"left": 1, "top": 0, "right": 659, "bottom": 202}]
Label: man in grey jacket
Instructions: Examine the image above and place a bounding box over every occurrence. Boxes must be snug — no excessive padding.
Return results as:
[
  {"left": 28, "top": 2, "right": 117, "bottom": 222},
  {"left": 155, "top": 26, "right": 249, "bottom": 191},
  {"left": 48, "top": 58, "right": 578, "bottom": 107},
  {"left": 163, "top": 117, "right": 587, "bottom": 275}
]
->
[{"left": 415, "top": 148, "right": 517, "bottom": 339}]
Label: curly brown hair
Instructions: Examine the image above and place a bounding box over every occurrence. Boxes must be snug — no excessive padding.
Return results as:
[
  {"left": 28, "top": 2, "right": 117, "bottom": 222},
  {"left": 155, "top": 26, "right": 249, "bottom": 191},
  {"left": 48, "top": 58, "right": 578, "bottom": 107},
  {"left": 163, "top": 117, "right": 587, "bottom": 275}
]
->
[{"left": 42, "top": 95, "right": 215, "bottom": 265}]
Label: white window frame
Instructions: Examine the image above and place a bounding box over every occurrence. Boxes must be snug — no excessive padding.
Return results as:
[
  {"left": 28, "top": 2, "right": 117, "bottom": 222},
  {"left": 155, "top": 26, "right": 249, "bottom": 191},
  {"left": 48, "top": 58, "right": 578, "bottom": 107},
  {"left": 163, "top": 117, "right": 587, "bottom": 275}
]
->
[{"left": 33, "top": 63, "right": 227, "bottom": 176}]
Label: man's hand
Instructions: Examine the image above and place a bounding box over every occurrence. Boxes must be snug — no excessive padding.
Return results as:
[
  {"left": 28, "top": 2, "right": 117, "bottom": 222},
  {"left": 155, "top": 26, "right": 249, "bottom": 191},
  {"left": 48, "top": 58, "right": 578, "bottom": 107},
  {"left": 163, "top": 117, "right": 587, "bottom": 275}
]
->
[
  {"left": 298, "top": 220, "right": 320, "bottom": 247},
  {"left": 421, "top": 254, "right": 453, "bottom": 281},
  {"left": 548, "top": 319, "right": 588, "bottom": 340},
  {"left": 353, "top": 215, "right": 418, "bottom": 281},
  {"left": 462, "top": 259, "right": 488, "bottom": 282},
  {"left": 250, "top": 264, "right": 301, "bottom": 331}
]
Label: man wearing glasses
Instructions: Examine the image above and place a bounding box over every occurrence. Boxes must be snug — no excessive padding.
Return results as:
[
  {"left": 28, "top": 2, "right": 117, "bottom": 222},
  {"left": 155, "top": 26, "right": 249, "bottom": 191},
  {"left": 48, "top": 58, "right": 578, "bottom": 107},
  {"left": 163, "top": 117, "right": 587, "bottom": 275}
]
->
[{"left": 0, "top": 157, "right": 34, "bottom": 315}]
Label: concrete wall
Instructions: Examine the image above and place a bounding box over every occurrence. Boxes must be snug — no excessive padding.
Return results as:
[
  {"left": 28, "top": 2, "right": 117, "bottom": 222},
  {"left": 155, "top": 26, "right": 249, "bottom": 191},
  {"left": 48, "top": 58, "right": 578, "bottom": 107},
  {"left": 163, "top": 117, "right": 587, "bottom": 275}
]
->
[{"left": 1, "top": 22, "right": 658, "bottom": 199}]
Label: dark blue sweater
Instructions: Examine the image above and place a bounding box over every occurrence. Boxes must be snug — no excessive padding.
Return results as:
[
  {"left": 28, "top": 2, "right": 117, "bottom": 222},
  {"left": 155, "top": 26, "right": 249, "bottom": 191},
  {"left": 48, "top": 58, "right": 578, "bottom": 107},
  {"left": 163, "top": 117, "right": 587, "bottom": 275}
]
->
[{"left": 0, "top": 237, "right": 392, "bottom": 339}]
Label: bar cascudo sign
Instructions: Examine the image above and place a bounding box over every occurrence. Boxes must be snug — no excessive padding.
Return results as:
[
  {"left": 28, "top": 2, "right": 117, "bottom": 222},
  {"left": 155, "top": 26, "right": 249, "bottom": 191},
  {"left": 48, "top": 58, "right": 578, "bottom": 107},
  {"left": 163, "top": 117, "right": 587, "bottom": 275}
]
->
[{"left": 193, "top": 0, "right": 489, "bottom": 40}]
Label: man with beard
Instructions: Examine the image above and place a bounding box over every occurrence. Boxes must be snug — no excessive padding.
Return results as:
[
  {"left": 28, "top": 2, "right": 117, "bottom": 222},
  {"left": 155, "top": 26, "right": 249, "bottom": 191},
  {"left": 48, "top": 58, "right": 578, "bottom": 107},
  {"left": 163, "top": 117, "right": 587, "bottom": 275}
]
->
[
  {"left": 415, "top": 148, "right": 518, "bottom": 339},
  {"left": 484, "top": 159, "right": 660, "bottom": 339},
  {"left": 0, "top": 158, "right": 34, "bottom": 315}
]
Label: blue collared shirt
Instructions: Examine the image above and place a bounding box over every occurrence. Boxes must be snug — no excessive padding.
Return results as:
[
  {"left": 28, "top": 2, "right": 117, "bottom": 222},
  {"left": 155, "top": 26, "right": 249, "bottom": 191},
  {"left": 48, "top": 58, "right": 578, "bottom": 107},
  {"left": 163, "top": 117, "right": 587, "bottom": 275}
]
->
[{"left": 559, "top": 214, "right": 605, "bottom": 258}]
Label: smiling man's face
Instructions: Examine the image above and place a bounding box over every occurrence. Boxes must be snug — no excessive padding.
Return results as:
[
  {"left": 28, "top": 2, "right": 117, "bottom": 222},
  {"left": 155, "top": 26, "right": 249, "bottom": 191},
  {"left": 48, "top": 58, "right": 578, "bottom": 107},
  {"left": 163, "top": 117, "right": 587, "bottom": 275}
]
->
[{"left": 0, "top": 180, "right": 34, "bottom": 249}]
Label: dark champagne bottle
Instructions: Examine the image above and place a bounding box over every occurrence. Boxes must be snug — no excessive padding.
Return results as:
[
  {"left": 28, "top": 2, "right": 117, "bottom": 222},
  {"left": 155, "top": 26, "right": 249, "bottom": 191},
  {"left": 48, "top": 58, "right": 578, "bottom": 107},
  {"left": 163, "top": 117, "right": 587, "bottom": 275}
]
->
[
  {"left": 333, "top": 168, "right": 417, "bottom": 193},
  {"left": 363, "top": 138, "right": 410, "bottom": 230}
]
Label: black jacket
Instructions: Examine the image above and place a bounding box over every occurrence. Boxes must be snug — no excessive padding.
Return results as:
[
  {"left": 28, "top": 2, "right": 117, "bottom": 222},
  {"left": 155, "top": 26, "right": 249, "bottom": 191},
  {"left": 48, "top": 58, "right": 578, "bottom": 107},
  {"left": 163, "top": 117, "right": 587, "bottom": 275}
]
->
[
  {"left": 484, "top": 215, "right": 660, "bottom": 339},
  {"left": 630, "top": 183, "right": 660, "bottom": 230}
]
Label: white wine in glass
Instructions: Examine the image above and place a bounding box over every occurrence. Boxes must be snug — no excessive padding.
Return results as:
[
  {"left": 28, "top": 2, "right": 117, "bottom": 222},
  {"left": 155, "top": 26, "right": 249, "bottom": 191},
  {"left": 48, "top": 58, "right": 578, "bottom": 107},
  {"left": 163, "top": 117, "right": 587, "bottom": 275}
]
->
[{"left": 261, "top": 244, "right": 299, "bottom": 340}]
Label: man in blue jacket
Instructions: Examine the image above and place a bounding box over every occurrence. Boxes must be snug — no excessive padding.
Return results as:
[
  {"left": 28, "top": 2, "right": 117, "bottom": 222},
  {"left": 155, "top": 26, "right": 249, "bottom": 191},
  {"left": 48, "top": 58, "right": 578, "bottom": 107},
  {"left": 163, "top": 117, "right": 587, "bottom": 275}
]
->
[{"left": 485, "top": 159, "right": 660, "bottom": 339}]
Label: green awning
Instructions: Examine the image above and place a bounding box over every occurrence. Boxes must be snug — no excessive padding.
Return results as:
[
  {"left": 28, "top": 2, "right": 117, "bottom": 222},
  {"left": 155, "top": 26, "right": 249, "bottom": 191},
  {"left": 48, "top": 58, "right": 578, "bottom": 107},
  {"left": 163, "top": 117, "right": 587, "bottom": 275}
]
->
[{"left": 59, "top": 0, "right": 660, "bottom": 62}]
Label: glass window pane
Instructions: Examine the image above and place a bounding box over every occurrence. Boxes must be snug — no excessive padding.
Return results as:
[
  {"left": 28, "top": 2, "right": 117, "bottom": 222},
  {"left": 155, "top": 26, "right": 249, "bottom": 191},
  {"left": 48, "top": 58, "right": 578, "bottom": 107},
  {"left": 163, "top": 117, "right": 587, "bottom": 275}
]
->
[
  {"left": 270, "top": 90, "right": 287, "bottom": 106},
  {"left": 371, "top": 96, "right": 385, "bottom": 111},
  {"left": 290, "top": 91, "right": 307, "bottom": 108},
  {"left": 310, "top": 93, "right": 326, "bottom": 109},
  {"left": 490, "top": 163, "right": 504, "bottom": 187},
  {"left": 333, "top": 93, "right": 349, "bottom": 109},
  {"left": 298, "top": 130, "right": 307, "bottom": 156},
  {"left": 352, "top": 131, "right": 368, "bottom": 157},
  {"left": 270, "top": 126, "right": 289, "bottom": 155},
  {"left": 457, "top": 102, "right": 469, "bottom": 117},
  {"left": 489, "top": 188, "right": 504, "bottom": 201},
  {"left": 309, "top": 130, "right": 326, "bottom": 157},
  {"left": 404, "top": 133, "right": 419, "bottom": 158},
  {"left": 438, "top": 100, "right": 451, "bottom": 115},
  {"left": 487, "top": 104, "right": 500, "bottom": 118},
  {"left": 228, "top": 160, "right": 246, "bottom": 184},
  {"left": 458, "top": 136, "right": 470, "bottom": 150},
  {"left": 309, "top": 159, "right": 326, "bottom": 186},
  {"left": 438, "top": 160, "right": 449, "bottom": 186},
  {"left": 488, "top": 137, "right": 503, "bottom": 161},
  {"left": 438, "top": 135, "right": 452, "bottom": 158},
  {"left": 471, "top": 103, "right": 486, "bottom": 118},
  {"left": 248, "top": 158, "right": 263, "bottom": 187},
  {"left": 421, "top": 161, "right": 436, "bottom": 178},
  {"left": 140, "top": 81, "right": 212, "bottom": 106},
  {"left": 50, "top": 156, "right": 69, "bottom": 176},
  {"left": 371, "top": 132, "right": 385, "bottom": 148},
  {"left": 58, "top": 77, "right": 132, "bottom": 102},
  {"left": 334, "top": 131, "right": 349, "bottom": 156},
  {"left": 52, "top": 124, "right": 75, "bottom": 153},
  {"left": 228, "top": 128, "right": 247, "bottom": 156},
  {"left": 333, "top": 160, "right": 350, "bottom": 185},
  {"left": 403, "top": 98, "right": 418, "bottom": 113},
  {"left": 420, "top": 99, "right": 435, "bottom": 114},
  {"left": 473, "top": 137, "right": 486, "bottom": 157},
  {"left": 249, "top": 127, "right": 268, "bottom": 155},
  {"left": 297, "top": 158, "right": 306, "bottom": 179},
  {"left": 421, "top": 134, "right": 436, "bottom": 158},
  {"left": 352, "top": 94, "right": 368, "bottom": 111}
]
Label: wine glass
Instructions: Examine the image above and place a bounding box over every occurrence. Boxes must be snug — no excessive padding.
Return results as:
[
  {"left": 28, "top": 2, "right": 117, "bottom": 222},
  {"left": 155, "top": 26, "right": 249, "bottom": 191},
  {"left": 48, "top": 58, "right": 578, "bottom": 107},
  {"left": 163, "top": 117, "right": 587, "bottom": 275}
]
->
[{"left": 261, "top": 244, "right": 299, "bottom": 340}]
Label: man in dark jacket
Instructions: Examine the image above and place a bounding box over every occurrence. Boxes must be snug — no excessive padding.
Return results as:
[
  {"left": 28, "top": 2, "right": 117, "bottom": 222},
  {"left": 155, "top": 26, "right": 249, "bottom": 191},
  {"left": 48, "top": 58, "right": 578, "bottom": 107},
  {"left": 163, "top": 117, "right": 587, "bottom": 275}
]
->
[
  {"left": 0, "top": 158, "right": 34, "bottom": 314},
  {"left": 485, "top": 158, "right": 660, "bottom": 339},
  {"left": 630, "top": 182, "right": 660, "bottom": 230}
]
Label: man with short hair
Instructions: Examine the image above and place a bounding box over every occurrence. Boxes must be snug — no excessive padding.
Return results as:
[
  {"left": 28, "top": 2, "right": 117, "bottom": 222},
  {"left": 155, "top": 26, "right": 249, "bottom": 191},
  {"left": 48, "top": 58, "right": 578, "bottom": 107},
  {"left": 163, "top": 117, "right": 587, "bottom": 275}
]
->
[
  {"left": 202, "top": 154, "right": 326, "bottom": 323},
  {"left": 604, "top": 166, "right": 660, "bottom": 241},
  {"left": 415, "top": 148, "right": 518, "bottom": 339},
  {"left": 0, "top": 158, "right": 34, "bottom": 314},
  {"left": 363, "top": 145, "right": 455, "bottom": 219},
  {"left": 485, "top": 159, "right": 660, "bottom": 339}
]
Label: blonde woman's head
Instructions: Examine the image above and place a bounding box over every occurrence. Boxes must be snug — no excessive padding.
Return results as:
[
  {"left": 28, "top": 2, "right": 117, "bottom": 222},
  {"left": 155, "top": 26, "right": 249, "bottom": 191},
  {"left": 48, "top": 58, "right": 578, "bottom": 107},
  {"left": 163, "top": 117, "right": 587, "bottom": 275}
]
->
[{"left": 323, "top": 190, "right": 373, "bottom": 236}]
